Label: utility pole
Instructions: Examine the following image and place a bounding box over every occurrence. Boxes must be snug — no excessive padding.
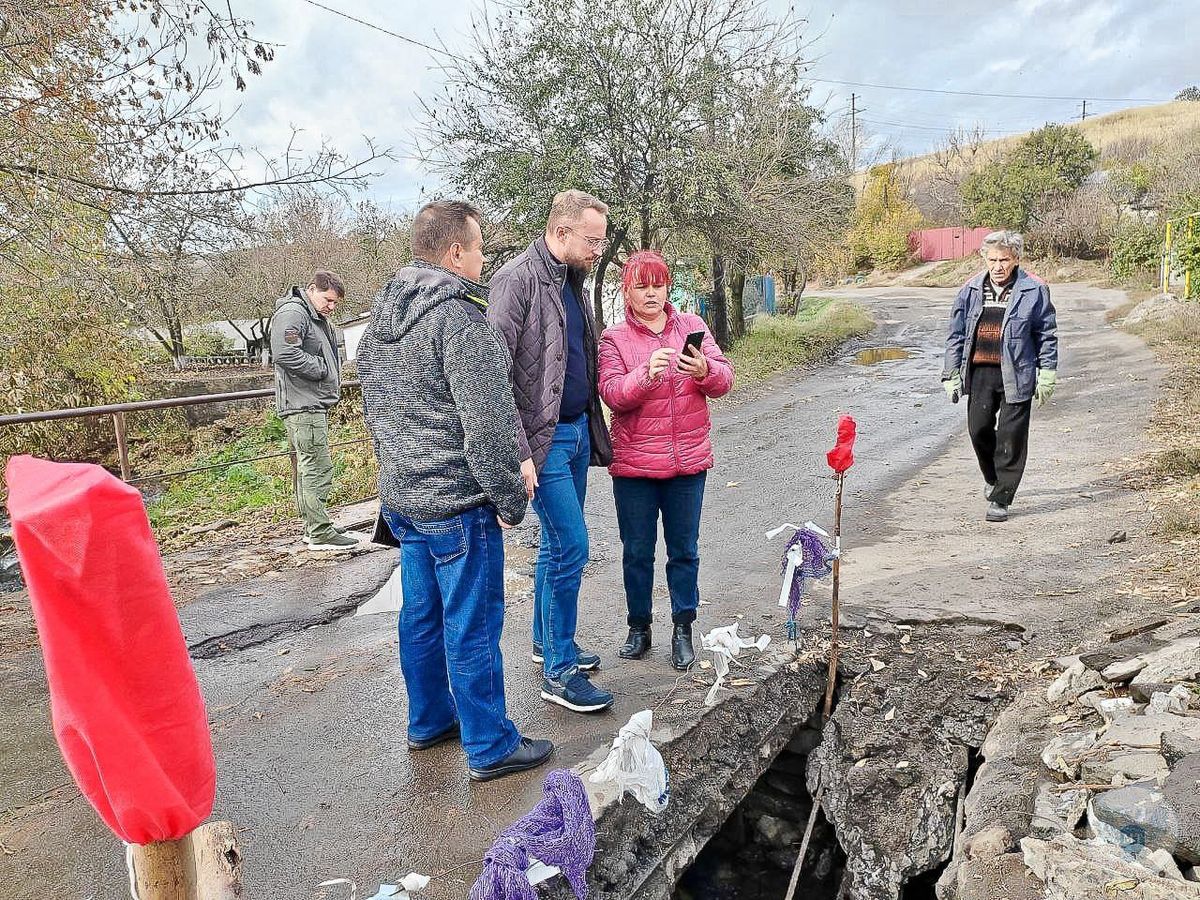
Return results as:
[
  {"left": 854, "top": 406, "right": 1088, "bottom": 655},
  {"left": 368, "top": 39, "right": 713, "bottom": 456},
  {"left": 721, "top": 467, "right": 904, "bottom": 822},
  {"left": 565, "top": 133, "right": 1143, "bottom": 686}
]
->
[
  {"left": 1079, "top": 99, "right": 1089, "bottom": 122},
  {"left": 850, "top": 92, "right": 858, "bottom": 170}
]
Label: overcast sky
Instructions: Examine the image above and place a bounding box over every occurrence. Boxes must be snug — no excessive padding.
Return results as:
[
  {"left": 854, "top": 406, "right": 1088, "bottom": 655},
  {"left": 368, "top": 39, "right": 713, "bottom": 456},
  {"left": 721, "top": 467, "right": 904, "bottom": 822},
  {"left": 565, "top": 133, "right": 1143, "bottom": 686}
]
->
[{"left": 220, "top": 0, "right": 1191, "bottom": 211}]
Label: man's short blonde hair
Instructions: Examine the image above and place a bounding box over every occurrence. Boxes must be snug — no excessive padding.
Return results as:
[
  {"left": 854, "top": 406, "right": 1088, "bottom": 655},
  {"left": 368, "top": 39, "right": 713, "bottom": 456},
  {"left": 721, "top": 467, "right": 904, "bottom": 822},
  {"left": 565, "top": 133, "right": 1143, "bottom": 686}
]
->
[{"left": 547, "top": 189, "right": 609, "bottom": 229}]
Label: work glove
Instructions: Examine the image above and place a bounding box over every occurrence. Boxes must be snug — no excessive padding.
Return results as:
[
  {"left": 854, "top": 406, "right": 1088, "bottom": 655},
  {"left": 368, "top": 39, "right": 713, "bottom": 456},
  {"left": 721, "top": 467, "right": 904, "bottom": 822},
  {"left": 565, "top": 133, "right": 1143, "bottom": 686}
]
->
[
  {"left": 942, "top": 371, "right": 962, "bottom": 404},
  {"left": 1034, "top": 369, "right": 1057, "bottom": 407}
]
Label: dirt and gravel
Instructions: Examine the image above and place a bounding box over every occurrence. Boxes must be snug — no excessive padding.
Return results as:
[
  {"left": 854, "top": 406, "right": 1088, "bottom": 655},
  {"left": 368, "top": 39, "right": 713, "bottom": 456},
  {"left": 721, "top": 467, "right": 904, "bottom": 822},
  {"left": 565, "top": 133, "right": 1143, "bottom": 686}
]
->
[{"left": 0, "top": 279, "right": 1177, "bottom": 899}]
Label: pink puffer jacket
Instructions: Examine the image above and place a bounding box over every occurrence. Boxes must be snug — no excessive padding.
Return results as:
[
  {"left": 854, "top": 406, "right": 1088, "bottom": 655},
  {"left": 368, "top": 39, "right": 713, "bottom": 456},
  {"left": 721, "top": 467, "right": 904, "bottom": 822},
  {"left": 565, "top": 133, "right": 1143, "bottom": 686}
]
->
[{"left": 598, "top": 303, "right": 734, "bottom": 479}]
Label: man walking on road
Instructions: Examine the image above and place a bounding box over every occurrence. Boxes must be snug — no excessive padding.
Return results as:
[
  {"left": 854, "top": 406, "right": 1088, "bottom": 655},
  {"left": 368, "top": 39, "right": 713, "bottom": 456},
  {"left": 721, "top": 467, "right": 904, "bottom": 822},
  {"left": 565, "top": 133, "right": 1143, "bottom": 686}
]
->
[
  {"left": 489, "top": 189, "right": 615, "bottom": 714},
  {"left": 942, "top": 231, "right": 1058, "bottom": 522},
  {"left": 270, "top": 271, "right": 359, "bottom": 551},
  {"left": 357, "top": 201, "right": 554, "bottom": 781}
]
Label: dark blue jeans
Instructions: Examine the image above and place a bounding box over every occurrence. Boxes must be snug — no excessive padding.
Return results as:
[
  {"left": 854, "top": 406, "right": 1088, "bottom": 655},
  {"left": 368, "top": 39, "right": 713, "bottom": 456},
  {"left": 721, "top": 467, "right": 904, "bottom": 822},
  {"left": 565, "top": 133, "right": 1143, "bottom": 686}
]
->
[
  {"left": 531, "top": 415, "right": 591, "bottom": 680},
  {"left": 612, "top": 472, "right": 707, "bottom": 628},
  {"left": 382, "top": 505, "right": 520, "bottom": 769}
]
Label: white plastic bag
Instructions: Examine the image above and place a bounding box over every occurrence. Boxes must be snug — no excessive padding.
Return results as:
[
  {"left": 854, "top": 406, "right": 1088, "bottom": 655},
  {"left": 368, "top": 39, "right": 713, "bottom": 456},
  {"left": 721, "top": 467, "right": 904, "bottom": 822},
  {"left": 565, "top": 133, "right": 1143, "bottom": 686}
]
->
[
  {"left": 588, "top": 710, "right": 669, "bottom": 813},
  {"left": 701, "top": 624, "right": 771, "bottom": 706}
]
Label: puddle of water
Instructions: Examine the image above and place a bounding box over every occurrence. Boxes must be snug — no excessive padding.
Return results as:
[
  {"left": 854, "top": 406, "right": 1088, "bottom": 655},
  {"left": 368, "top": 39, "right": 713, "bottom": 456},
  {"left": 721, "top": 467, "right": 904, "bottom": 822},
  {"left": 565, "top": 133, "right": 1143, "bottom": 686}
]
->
[{"left": 851, "top": 347, "right": 914, "bottom": 366}]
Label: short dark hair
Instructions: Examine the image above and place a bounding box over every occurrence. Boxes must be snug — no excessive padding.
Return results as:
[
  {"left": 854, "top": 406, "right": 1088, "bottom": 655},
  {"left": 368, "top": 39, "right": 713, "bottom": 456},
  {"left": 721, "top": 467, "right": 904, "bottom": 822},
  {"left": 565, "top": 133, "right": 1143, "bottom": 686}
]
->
[
  {"left": 309, "top": 270, "right": 345, "bottom": 297},
  {"left": 412, "top": 201, "right": 482, "bottom": 262}
]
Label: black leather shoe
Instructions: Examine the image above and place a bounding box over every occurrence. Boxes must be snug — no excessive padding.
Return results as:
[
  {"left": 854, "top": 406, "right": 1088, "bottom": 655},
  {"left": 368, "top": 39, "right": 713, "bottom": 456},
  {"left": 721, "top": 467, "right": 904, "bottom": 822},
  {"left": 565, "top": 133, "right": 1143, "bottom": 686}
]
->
[
  {"left": 468, "top": 737, "right": 555, "bottom": 782},
  {"left": 619, "top": 626, "right": 652, "bottom": 660},
  {"left": 672, "top": 623, "right": 695, "bottom": 671},
  {"left": 408, "top": 720, "right": 461, "bottom": 751}
]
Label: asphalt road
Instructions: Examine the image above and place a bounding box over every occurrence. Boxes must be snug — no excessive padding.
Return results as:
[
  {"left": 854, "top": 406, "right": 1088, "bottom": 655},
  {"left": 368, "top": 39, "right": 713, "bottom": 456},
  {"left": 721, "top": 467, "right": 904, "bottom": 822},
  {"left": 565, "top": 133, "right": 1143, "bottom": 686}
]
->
[{"left": 0, "top": 281, "right": 1159, "bottom": 899}]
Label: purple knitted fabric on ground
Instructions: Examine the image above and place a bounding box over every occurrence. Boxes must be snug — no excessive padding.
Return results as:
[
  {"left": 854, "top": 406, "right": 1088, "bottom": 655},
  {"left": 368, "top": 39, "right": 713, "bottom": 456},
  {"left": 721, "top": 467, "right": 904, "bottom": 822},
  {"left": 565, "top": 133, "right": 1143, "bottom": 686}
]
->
[
  {"left": 468, "top": 769, "right": 596, "bottom": 900},
  {"left": 782, "top": 527, "right": 834, "bottom": 620}
]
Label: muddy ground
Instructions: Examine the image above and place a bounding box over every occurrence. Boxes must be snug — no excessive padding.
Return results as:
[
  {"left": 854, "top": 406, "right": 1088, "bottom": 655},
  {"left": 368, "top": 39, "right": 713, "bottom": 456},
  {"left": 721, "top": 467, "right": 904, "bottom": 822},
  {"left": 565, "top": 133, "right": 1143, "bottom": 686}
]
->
[{"left": 0, "top": 280, "right": 1169, "bottom": 899}]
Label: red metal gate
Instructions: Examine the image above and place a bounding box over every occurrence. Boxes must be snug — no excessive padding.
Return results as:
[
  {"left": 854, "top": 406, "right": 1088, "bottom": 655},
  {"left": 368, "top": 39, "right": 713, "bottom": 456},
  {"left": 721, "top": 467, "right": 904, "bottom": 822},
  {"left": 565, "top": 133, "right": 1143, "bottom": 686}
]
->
[{"left": 909, "top": 227, "right": 994, "bottom": 262}]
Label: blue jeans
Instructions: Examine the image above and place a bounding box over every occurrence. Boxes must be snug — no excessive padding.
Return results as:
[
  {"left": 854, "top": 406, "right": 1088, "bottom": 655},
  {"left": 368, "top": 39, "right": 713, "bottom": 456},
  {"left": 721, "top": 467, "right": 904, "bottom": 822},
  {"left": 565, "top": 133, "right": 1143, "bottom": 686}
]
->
[
  {"left": 382, "top": 505, "right": 520, "bottom": 769},
  {"left": 612, "top": 472, "right": 707, "bottom": 627},
  {"left": 531, "top": 415, "right": 591, "bottom": 679}
]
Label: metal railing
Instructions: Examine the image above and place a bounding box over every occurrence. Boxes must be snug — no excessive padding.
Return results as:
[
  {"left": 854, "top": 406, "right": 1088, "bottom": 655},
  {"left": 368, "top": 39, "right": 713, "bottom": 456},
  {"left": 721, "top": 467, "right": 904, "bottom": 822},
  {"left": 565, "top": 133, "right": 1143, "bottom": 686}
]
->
[{"left": 0, "top": 381, "right": 367, "bottom": 485}]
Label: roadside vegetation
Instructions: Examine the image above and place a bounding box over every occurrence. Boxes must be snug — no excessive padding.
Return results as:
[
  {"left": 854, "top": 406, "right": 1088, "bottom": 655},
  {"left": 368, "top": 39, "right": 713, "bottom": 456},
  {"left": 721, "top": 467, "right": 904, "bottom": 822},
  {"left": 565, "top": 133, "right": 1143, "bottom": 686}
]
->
[
  {"left": 1119, "top": 302, "right": 1200, "bottom": 605},
  {"left": 727, "top": 299, "right": 874, "bottom": 389},
  {"left": 138, "top": 399, "right": 377, "bottom": 550}
]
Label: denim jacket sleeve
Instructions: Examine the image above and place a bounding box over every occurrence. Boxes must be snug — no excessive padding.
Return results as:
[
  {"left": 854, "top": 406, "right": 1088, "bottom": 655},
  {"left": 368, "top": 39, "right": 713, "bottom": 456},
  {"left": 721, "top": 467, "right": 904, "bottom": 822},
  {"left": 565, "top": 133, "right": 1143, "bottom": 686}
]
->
[
  {"left": 943, "top": 284, "right": 971, "bottom": 379},
  {"left": 1032, "top": 283, "right": 1059, "bottom": 372}
]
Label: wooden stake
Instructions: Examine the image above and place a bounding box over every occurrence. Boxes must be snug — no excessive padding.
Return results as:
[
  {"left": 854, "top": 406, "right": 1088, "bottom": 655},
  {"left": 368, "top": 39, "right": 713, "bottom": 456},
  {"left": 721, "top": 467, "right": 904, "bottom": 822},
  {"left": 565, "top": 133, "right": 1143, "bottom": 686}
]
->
[
  {"left": 783, "top": 785, "right": 826, "bottom": 900},
  {"left": 823, "top": 472, "right": 845, "bottom": 720},
  {"left": 184, "top": 821, "right": 243, "bottom": 899},
  {"left": 131, "top": 840, "right": 189, "bottom": 900},
  {"left": 129, "top": 822, "right": 242, "bottom": 900},
  {"left": 787, "top": 471, "right": 847, "bottom": 900}
]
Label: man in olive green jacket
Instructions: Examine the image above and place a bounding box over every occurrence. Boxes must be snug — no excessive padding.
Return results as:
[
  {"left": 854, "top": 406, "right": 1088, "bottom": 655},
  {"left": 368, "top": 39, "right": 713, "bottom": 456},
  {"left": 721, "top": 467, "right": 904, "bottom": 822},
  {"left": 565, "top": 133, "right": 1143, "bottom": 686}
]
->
[{"left": 270, "top": 270, "right": 357, "bottom": 550}]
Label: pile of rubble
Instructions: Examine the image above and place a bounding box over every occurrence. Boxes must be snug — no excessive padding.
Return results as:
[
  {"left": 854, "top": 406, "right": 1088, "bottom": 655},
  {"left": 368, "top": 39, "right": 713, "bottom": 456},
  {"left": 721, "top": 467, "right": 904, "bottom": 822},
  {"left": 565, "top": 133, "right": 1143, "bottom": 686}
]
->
[{"left": 945, "top": 617, "right": 1200, "bottom": 899}]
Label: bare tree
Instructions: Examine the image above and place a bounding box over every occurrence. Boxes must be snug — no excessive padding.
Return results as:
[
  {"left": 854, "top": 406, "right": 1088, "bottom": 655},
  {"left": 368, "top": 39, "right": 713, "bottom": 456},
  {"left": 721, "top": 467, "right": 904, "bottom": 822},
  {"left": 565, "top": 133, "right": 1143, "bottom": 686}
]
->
[
  {"left": 418, "top": 0, "right": 821, "bottom": 330},
  {"left": 909, "top": 126, "right": 991, "bottom": 226},
  {"left": 0, "top": 1, "right": 387, "bottom": 302}
]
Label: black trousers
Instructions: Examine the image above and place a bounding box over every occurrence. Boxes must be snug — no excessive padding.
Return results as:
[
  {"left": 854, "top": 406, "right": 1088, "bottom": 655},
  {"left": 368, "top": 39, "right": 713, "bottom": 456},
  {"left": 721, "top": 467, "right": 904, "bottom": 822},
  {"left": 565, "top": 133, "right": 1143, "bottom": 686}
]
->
[{"left": 966, "top": 364, "right": 1032, "bottom": 507}]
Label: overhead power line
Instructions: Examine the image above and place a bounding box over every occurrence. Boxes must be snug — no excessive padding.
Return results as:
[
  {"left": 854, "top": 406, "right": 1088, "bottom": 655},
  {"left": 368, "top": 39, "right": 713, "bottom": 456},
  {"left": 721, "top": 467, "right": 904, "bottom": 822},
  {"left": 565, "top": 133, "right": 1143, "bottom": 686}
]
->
[
  {"left": 808, "top": 76, "right": 1164, "bottom": 104},
  {"left": 298, "top": 0, "right": 455, "bottom": 58},
  {"left": 859, "top": 117, "right": 1020, "bottom": 136}
]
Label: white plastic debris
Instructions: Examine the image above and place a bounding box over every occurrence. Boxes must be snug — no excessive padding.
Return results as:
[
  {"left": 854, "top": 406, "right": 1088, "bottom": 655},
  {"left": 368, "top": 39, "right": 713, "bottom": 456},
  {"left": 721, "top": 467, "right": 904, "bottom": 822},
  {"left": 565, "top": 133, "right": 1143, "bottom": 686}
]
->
[
  {"left": 319, "top": 874, "right": 430, "bottom": 900},
  {"left": 1149, "top": 684, "right": 1192, "bottom": 714},
  {"left": 588, "top": 709, "right": 670, "bottom": 814},
  {"left": 701, "top": 624, "right": 771, "bottom": 706},
  {"left": 1079, "top": 693, "right": 1138, "bottom": 723}
]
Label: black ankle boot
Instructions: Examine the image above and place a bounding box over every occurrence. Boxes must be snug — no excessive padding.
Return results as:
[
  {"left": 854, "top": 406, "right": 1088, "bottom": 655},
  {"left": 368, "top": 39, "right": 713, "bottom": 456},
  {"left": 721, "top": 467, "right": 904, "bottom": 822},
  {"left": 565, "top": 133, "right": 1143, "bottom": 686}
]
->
[
  {"left": 672, "top": 623, "right": 695, "bottom": 670},
  {"left": 619, "top": 626, "right": 652, "bottom": 660}
]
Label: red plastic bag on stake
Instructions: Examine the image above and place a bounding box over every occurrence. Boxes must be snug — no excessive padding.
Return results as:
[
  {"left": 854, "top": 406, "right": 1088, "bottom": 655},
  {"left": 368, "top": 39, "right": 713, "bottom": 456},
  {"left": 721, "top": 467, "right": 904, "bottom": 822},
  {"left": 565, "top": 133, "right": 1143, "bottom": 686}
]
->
[
  {"left": 826, "top": 415, "right": 857, "bottom": 474},
  {"left": 5, "top": 456, "right": 215, "bottom": 844}
]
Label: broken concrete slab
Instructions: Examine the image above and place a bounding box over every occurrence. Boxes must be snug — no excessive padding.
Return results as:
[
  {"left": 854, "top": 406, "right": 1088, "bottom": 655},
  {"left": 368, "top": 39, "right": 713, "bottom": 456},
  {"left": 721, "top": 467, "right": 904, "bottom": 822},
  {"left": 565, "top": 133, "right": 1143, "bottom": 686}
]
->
[
  {"left": 1046, "top": 662, "right": 1104, "bottom": 705},
  {"left": 1042, "top": 731, "right": 1099, "bottom": 779},
  {"left": 1149, "top": 684, "right": 1193, "bottom": 713},
  {"left": 1081, "top": 632, "right": 1164, "bottom": 674},
  {"left": 1129, "top": 637, "right": 1200, "bottom": 696},
  {"left": 1101, "top": 657, "right": 1148, "bottom": 683},
  {"left": 1030, "top": 783, "right": 1088, "bottom": 839},
  {"left": 1162, "top": 753, "right": 1200, "bottom": 864},
  {"left": 1163, "top": 732, "right": 1200, "bottom": 768},
  {"left": 1078, "top": 692, "right": 1139, "bottom": 722},
  {"left": 1080, "top": 712, "right": 1200, "bottom": 785},
  {"left": 951, "top": 852, "right": 1044, "bottom": 900},
  {"left": 1091, "top": 783, "right": 1181, "bottom": 857},
  {"left": 1021, "top": 834, "right": 1200, "bottom": 900},
  {"left": 963, "top": 823, "right": 1016, "bottom": 860}
]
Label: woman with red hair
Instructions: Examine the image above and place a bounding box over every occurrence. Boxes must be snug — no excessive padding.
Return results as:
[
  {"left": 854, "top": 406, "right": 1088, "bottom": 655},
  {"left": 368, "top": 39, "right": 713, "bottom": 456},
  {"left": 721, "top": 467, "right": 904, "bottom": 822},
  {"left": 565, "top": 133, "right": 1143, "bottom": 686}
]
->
[{"left": 598, "top": 251, "right": 734, "bottom": 669}]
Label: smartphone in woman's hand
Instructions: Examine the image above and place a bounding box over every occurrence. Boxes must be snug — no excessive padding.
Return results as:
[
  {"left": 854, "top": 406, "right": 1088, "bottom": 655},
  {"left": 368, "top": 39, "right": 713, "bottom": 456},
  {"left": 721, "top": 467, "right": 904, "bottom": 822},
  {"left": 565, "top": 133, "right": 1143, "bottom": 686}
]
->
[{"left": 683, "top": 330, "right": 705, "bottom": 355}]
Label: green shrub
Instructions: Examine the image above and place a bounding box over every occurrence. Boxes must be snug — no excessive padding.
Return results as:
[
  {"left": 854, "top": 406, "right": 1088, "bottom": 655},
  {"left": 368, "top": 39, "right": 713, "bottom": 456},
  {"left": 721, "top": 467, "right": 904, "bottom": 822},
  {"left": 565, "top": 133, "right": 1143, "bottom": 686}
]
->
[
  {"left": 1110, "top": 222, "right": 1161, "bottom": 282},
  {"left": 184, "top": 328, "right": 232, "bottom": 356}
]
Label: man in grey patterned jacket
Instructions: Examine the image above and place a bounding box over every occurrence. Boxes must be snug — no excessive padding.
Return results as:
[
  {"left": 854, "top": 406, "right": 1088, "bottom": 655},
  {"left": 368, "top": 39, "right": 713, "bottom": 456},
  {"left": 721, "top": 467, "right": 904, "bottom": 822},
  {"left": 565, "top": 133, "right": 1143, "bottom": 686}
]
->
[{"left": 357, "top": 201, "right": 554, "bottom": 782}]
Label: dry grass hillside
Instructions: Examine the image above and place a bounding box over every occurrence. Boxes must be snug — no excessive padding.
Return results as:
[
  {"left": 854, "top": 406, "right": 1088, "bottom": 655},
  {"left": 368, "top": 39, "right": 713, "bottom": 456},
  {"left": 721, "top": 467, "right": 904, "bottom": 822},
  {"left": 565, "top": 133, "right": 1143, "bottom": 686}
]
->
[{"left": 892, "top": 100, "right": 1200, "bottom": 180}]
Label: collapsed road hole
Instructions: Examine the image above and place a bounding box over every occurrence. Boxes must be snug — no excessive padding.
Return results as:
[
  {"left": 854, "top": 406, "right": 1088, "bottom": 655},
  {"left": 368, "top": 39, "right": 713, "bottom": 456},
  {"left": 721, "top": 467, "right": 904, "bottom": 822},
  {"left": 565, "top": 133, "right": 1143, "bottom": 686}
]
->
[
  {"left": 672, "top": 707, "right": 847, "bottom": 900},
  {"left": 899, "top": 745, "right": 983, "bottom": 900}
]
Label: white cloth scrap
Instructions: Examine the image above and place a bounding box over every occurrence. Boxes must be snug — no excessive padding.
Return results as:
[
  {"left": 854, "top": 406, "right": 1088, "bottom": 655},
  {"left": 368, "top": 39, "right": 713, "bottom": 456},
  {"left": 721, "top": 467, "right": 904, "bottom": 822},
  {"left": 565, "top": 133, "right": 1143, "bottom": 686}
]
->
[{"left": 701, "top": 624, "right": 771, "bottom": 706}]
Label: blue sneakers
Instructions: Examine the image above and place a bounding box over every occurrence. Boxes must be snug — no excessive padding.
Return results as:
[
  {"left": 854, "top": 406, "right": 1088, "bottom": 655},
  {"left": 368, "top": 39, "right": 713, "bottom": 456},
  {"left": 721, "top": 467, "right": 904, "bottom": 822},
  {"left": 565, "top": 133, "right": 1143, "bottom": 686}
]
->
[
  {"left": 541, "top": 669, "right": 614, "bottom": 713},
  {"left": 532, "top": 642, "right": 600, "bottom": 672}
]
